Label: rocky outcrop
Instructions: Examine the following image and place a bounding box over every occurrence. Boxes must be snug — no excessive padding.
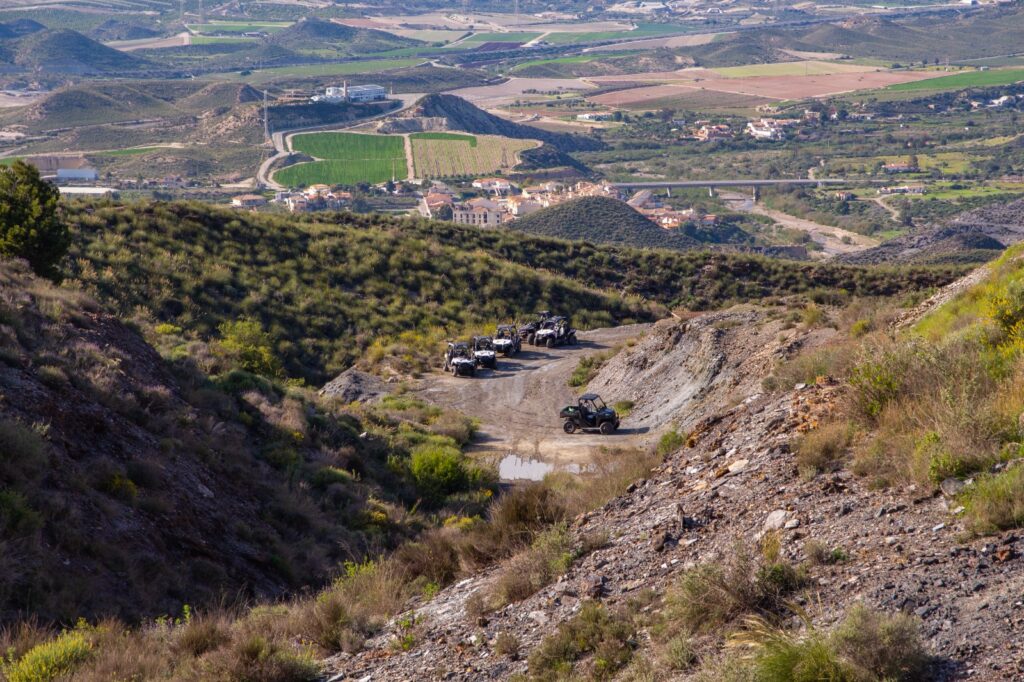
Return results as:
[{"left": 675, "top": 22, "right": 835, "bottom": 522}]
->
[{"left": 324, "top": 379, "right": 1023, "bottom": 680}]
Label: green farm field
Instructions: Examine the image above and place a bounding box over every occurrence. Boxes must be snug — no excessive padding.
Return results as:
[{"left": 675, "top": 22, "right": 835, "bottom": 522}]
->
[
  {"left": 409, "top": 133, "right": 537, "bottom": 178},
  {"left": 275, "top": 132, "right": 406, "bottom": 186},
  {"left": 889, "top": 68, "right": 1024, "bottom": 91}
]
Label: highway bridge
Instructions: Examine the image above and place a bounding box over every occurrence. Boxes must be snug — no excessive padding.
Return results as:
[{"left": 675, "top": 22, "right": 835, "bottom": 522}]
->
[{"left": 609, "top": 178, "right": 848, "bottom": 199}]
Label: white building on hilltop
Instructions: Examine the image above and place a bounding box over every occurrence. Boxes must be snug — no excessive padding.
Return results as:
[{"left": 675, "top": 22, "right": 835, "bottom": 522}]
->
[{"left": 312, "top": 83, "right": 388, "bottom": 104}]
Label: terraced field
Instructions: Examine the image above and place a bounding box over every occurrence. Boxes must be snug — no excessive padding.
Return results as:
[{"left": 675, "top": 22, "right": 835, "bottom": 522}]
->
[
  {"left": 409, "top": 132, "right": 538, "bottom": 178},
  {"left": 275, "top": 132, "right": 406, "bottom": 186}
]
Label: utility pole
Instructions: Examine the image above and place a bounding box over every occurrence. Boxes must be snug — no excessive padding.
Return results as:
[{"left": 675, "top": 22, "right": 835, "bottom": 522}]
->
[
  {"left": 198, "top": 0, "right": 205, "bottom": 25},
  {"left": 263, "top": 89, "right": 270, "bottom": 144},
  {"left": 514, "top": 0, "right": 520, "bottom": 25}
]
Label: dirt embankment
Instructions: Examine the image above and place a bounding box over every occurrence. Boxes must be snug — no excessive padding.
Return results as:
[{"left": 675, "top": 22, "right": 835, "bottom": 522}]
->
[
  {"left": 325, "top": 310, "right": 1022, "bottom": 682},
  {"left": 415, "top": 309, "right": 835, "bottom": 476}
]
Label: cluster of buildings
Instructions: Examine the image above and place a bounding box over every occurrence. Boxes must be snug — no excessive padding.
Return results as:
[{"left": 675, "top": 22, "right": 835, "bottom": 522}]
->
[
  {"left": 421, "top": 177, "right": 716, "bottom": 231},
  {"left": 422, "top": 178, "right": 626, "bottom": 225},
  {"left": 626, "top": 189, "right": 718, "bottom": 229},
  {"left": 311, "top": 83, "right": 389, "bottom": 104},
  {"left": 878, "top": 184, "right": 926, "bottom": 196},
  {"left": 272, "top": 184, "right": 352, "bottom": 212},
  {"left": 230, "top": 185, "right": 353, "bottom": 212},
  {"left": 745, "top": 117, "right": 800, "bottom": 141}
]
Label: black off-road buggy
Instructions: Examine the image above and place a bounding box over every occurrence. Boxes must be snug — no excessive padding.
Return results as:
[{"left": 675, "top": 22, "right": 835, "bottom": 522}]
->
[{"left": 560, "top": 394, "right": 620, "bottom": 434}]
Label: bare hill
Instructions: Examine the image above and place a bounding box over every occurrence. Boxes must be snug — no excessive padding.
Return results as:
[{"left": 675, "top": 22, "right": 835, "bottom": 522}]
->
[{"left": 412, "top": 93, "right": 605, "bottom": 153}]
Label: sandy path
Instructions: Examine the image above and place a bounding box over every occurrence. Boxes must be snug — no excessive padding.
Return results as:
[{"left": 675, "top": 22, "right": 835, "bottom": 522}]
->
[
  {"left": 402, "top": 133, "right": 415, "bottom": 180},
  {"left": 414, "top": 325, "right": 652, "bottom": 470}
]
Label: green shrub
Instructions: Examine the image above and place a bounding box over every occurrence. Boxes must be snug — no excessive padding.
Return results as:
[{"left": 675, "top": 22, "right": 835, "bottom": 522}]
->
[
  {"left": 494, "top": 631, "right": 520, "bottom": 659},
  {"left": 613, "top": 400, "right": 634, "bottom": 418},
  {"left": 656, "top": 430, "right": 685, "bottom": 457},
  {"left": 795, "top": 421, "right": 854, "bottom": 476},
  {"left": 961, "top": 465, "right": 1024, "bottom": 534},
  {"left": 667, "top": 543, "right": 804, "bottom": 636},
  {"left": 409, "top": 443, "right": 469, "bottom": 503},
  {"left": 528, "top": 601, "right": 636, "bottom": 681},
  {"left": 215, "top": 319, "right": 281, "bottom": 377},
  {"left": 832, "top": 604, "right": 927, "bottom": 681},
  {"left": 0, "top": 419, "right": 48, "bottom": 485},
  {"left": 154, "top": 323, "right": 183, "bottom": 335},
  {"left": 849, "top": 319, "right": 871, "bottom": 338},
  {"left": 2, "top": 626, "right": 94, "bottom": 682},
  {"left": 310, "top": 466, "right": 354, "bottom": 489},
  {"left": 0, "top": 490, "right": 42, "bottom": 537},
  {"left": 735, "top": 616, "right": 852, "bottom": 682},
  {"left": 568, "top": 348, "right": 618, "bottom": 388}
]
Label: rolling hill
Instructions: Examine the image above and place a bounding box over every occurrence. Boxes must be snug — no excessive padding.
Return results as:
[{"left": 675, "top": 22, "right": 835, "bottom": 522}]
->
[
  {"left": 508, "top": 196, "right": 701, "bottom": 249},
  {"left": 410, "top": 93, "right": 605, "bottom": 153},
  {"left": 761, "top": 7, "right": 1024, "bottom": 62},
  {"left": 8, "top": 29, "right": 153, "bottom": 75},
  {"left": 269, "top": 17, "right": 421, "bottom": 56}
]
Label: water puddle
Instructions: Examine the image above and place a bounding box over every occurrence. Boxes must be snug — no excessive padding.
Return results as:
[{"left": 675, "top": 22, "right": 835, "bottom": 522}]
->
[{"left": 498, "top": 454, "right": 585, "bottom": 481}]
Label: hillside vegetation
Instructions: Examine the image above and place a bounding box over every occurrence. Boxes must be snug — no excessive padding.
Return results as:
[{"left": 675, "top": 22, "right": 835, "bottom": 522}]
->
[
  {"left": 62, "top": 202, "right": 962, "bottom": 386},
  {"left": 769, "top": 244, "right": 1024, "bottom": 536},
  {"left": 509, "top": 196, "right": 701, "bottom": 250},
  {"left": 0, "top": 258, "right": 494, "bottom": 625},
  {"left": 761, "top": 7, "right": 1024, "bottom": 62}
]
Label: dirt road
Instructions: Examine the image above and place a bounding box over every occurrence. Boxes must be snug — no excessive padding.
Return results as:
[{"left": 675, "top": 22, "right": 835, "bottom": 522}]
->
[
  {"left": 722, "top": 192, "right": 878, "bottom": 257},
  {"left": 415, "top": 325, "right": 652, "bottom": 474}
]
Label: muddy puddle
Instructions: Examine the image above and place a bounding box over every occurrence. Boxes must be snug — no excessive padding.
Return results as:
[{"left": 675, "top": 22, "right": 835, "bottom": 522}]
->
[{"left": 497, "top": 453, "right": 590, "bottom": 481}]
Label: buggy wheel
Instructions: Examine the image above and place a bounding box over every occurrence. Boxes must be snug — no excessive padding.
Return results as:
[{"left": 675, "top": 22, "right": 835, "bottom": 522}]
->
[
  {"left": 546, "top": 338, "right": 555, "bottom": 349},
  {"left": 563, "top": 420, "right": 577, "bottom": 434},
  {"left": 599, "top": 421, "right": 616, "bottom": 435},
  {"left": 527, "top": 334, "right": 536, "bottom": 345},
  {"left": 569, "top": 334, "right": 577, "bottom": 345}
]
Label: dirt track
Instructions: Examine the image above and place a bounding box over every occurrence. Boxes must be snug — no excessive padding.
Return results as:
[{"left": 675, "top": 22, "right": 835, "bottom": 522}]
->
[{"left": 415, "top": 325, "right": 652, "bottom": 471}]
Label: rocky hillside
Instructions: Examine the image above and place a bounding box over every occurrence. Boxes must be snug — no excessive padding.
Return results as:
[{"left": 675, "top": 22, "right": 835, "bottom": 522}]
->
[
  {"left": 324, "top": 272, "right": 1024, "bottom": 681},
  {"left": 839, "top": 197, "right": 1024, "bottom": 265}
]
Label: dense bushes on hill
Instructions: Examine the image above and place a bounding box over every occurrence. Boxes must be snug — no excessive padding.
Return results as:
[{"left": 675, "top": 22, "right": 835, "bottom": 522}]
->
[
  {"left": 62, "top": 201, "right": 961, "bottom": 385},
  {"left": 0, "top": 258, "right": 495, "bottom": 624},
  {"left": 508, "top": 196, "right": 702, "bottom": 250},
  {"left": 63, "top": 202, "right": 654, "bottom": 384}
]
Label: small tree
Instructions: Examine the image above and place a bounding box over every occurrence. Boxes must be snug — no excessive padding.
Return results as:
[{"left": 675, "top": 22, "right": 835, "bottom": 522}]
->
[
  {"left": 215, "top": 318, "right": 281, "bottom": 377},
  {"left": 0, "top": 161, "right": 69, "bottom": 281}
]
